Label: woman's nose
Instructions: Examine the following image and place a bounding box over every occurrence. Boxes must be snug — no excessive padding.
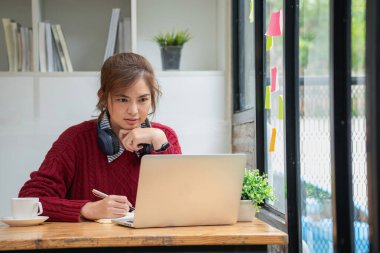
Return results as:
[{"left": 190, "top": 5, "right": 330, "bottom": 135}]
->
[{"left": 127, "top": 102, "right": 138, "bottom": 115}]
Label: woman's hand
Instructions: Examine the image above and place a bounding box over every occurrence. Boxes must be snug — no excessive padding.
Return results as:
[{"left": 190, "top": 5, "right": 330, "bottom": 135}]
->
[
  {"left": 80, "top": 195, "right": 131, "bottom": 220},
  {"left": 119, "top": 128, "right": 168, "bottom": 152}
]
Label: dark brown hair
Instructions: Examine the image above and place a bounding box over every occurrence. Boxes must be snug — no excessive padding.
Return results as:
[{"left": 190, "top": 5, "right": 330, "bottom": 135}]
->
[{"left": 97, "top": 52, "right": 161, "bottom": 117}]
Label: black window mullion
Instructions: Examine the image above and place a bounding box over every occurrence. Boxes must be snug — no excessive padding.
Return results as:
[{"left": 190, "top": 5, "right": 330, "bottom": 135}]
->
[
  {"left": 365, "top": 0, "right": 380, "bottom": 251},
  {"left": 254, "top": 0, "right": 265, "bottom": 176},
  {"left": 232, "top": 1, "right": 240, "bottom": 112},
  {"left": 330, "top": 0, "right": 354, "bottom": 252},
  {"left": 283, "top": 0, "right": 301, "bottom": 252}
]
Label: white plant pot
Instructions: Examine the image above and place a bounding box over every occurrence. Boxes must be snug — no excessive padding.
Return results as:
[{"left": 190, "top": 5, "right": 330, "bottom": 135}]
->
[{"left": 237, "top": 200, "right": 256, "bottom": 222}]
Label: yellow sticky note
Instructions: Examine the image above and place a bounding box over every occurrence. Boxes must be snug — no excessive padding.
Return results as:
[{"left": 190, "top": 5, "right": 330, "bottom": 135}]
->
[
  {"left": 249, "top": 0, "right": 254, "bottom": 23},
  {"left": 278, "top": 95, "right": 284, "bottom": 120},
  {"left": 266, "top": 36, "right": 273, "bottom": 51},
  {"left": 269, "top": 128, "right": 277, "bottom": 152},
  {"left": 265, "top": 86, "right": 271, "bottom": 109}
]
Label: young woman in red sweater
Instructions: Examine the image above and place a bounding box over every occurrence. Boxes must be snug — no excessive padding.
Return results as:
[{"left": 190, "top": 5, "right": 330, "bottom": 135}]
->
[{"left": 19, "top": 52, "right": 182, "bottom": 222}]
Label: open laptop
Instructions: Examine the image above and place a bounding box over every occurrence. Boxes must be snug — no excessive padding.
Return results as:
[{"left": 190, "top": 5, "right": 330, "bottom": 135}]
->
[{"left": 112, "top": 154, "right": 246, "bottom": 228}]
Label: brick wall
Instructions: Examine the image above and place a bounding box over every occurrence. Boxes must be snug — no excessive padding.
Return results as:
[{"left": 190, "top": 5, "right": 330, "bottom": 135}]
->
[{"left": 232, "top": 121, "right": 256, "bottom": 169}]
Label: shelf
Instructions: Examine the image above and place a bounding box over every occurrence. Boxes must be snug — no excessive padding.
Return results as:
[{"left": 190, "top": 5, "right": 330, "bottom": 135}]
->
[{"left": 1, "top": 0, "right": 226, "bottom": 72}]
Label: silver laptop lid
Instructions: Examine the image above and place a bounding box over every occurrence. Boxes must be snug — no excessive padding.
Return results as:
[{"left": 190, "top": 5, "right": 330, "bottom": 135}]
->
[{"left": 133, "top": 154, "right": 246, "bottom": 228}]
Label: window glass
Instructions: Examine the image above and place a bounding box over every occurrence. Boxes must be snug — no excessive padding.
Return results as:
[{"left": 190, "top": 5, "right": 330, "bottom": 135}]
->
[
  {"left": 264, "top": 0, "right": 285, "bottom": 213},
  {"left": 234, "top": 0, "right": 255, "bottom": 112},
  {"left": 351, "top": 0, "right": 369, "bottom": 251},
  {"left": 299, "top": 1, "right": 333, "bottom": 252}
]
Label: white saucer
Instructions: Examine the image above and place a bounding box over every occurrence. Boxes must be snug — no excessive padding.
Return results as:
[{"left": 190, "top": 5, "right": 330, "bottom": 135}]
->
[{"left": 0, "top": 216, "right": 49, "bottom": 227}]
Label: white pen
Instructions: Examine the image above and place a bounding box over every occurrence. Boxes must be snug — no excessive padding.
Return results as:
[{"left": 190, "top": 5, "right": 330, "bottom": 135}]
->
[
  {"left": 91, "top": 189, "right": 135, "bottom": 211},
  {"left": 92, "top": 189, "right": 108, "bottom": 198}
]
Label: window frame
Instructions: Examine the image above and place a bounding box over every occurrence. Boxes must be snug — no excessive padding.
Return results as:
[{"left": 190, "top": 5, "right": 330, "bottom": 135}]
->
[
  {"left": 365, "top": 0, "right": 380, "bottom": 251},
  {"left": 233, "top": 0, "right": 375, "bottom": 252}
]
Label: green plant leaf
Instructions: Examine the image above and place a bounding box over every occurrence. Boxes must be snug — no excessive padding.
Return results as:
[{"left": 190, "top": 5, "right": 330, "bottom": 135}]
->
[
  {"left": 153, "top": 29, "right": 192, "bottom": 47},
  {"left": 241, "top": 169, "right": 276, "bottom": 211}
]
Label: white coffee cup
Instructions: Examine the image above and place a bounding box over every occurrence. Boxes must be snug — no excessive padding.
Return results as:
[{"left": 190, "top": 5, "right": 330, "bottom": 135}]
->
[{"left": 11, "top": 197, "right": 43, "bottom": 219}]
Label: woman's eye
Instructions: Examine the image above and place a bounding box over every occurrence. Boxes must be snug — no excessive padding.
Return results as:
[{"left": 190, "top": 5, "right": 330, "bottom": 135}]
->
[
  {"left": 116, "top": 98, "right": 128, "bottom": 103},
  {"left": 139, "top": 98, "right": 149, "bottom": 103}
]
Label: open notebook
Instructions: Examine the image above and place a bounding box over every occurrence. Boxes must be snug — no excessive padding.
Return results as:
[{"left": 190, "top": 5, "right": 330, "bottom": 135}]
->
[
  {"left": 111, "top": 154, "right": 246, "bottom": 228},
  {"left": 95, "top": 212, "right": 134, "bottom": 224}
]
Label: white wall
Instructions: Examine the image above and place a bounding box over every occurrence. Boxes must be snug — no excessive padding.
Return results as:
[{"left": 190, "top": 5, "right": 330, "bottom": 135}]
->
[
  {"left": 136, "top": 0, "right": 219, "bottom": 71},
  {"left": 0, "top": 72, "right": 229, "bottom": 217}
]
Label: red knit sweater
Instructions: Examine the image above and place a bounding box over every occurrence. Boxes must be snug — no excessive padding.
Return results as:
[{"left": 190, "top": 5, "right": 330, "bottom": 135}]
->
[{"left": 19, "top": 120, "right": 182, "bottom": 222}]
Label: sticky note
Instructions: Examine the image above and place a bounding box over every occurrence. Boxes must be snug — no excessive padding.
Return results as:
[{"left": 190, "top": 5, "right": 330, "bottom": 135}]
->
[
  {"left": 265, "top": 86, "right": 271, "bottom": 109},
  {"left": 249, "top": 0, "right": 254, "bottom": 23},
  {"left": 278, "top": 95, "right": 284, "bottom": 120},
  {"left": 269, "top": 128, "right": 277, "bottom": 152},
  {"left": 265, "top": 10, "right": 282, "bottom": 36},
  {"left": 266, "top": 36, "right": 273, "bottom": 51},
  {"left": 271, "top": 66, "right": 278, "bottom": 92}
]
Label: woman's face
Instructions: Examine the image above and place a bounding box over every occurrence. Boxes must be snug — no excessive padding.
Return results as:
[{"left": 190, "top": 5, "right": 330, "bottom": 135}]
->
[{"left": 107, "top": 78, "right": 152, "bottom": 133}]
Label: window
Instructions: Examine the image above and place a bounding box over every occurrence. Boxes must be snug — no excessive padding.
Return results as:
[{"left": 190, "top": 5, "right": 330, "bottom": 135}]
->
[
  {"left": 233, "top": 0, "right": 255, "bottom": 113},
  {"left": 351, "top": 0, "right": 368, "bottom": 251},
  {"left": 264, "top": 0, "right": 285, "bottom": 213},
  {"left": 233, "top": 0, "right": 373, "bottom": 251},
  {"left": 298, "top": 1, "right": 333, "bottom": 251}
]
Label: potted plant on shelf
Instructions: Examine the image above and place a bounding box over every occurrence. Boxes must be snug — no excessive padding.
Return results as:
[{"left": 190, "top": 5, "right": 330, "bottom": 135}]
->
[
  {"left": 153, "top": 29, "right": 191, "bottom": 70},
  {"left": 238, "top": 169, "right": 276, "bottom": 221}
]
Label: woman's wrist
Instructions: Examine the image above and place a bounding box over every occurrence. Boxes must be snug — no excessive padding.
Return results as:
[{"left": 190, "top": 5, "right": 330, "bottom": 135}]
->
[
  {"left": 151, "top": 129, "right": 168, "bottom": 150},
  {"left": 80, "top": 202, "right": 95, "bottom": 220}
]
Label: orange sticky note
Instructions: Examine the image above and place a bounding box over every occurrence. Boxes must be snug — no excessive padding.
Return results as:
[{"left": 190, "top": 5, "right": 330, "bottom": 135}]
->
[
  {"left": 271, "top": 66, "right": 278, "bottom": 92},
  {"left": 269, "top": 128, "right": 277, "bottom": 152},
  {"left": 265, "top": 10, "right": 282, "bottom": 36}
]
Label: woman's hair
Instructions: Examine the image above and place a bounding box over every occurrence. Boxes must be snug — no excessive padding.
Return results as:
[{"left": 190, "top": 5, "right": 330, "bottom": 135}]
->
[{"left": 97, "top": 52, "right": 161, "bottom": 117}]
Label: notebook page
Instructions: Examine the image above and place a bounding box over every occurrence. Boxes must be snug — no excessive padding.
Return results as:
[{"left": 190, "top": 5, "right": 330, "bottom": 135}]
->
[{"left": 95, "top": 211, "right": 134, "bottom": 224}]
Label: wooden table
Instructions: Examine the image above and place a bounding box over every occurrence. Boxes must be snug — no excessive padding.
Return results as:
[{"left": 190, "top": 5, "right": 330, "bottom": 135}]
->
[{"left": 0, "top": 219, "right": 287, "bottom": 252}]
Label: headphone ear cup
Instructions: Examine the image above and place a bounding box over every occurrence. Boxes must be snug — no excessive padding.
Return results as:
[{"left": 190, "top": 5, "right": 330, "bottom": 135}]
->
[{"left": 97, "top": 125, "right": 120, "bottom": 156}]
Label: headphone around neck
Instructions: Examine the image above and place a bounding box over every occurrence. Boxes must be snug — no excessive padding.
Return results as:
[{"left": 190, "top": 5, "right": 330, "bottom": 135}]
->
[{"left": 97, "top": 118, "right": 152, "bottom": 157}]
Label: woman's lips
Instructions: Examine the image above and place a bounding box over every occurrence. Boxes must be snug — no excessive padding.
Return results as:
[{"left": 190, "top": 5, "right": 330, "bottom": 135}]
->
[{"left": 125, "top": 119, "right": 139, "bottom": 124}]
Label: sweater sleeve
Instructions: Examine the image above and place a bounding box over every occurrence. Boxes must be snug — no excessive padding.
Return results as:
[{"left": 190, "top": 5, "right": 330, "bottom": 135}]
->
[
  {"left": 18, "top": 129, "right": 90, "bottom": 222},
  {"left": 151, "top": 124, "right": 182, "bottom": 155}
]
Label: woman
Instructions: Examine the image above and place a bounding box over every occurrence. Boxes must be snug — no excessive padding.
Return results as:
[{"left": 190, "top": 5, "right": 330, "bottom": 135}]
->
[{"left": 19, "top": 53, "right": 182, "bottom": 222}]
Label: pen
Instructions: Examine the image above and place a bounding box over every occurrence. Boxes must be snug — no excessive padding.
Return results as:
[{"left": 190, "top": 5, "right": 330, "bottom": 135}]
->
[{"left": 91, "top": 189, "right": 135, "bottom": 212}]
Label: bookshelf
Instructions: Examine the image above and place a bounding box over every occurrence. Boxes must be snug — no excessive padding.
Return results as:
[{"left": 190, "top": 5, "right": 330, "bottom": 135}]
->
[{"left": 0, "top": 0, "right": 226, "bottom": 72}]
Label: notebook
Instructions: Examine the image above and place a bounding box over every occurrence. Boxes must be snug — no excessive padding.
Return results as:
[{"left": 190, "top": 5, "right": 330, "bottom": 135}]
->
[{"left": 112, "top": 154, "right": 246, "bottom": 228}]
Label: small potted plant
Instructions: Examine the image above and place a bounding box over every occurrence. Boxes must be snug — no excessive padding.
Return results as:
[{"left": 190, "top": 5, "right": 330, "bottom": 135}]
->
[
  {"left": 153, "top": 29, "right": 191, "bottom": 70},
  {"left": 238, "top": 169, "right": 276, "bottom": 221}
]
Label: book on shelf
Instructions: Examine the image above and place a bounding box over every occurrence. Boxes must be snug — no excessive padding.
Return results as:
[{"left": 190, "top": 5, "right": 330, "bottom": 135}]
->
[
  {"left": 44, "top": 22, "right": 54, "bottom": 72},
  {"left": 38, "top": 21, "right": 73, "bottom": 72},
  {"left": 39, "top": 22, "right": 47, "bottom": 72},
  {"left": 55, "top": 24, "right": 73, "bottom": 72},
  {"left": 2, "top": 18, "right": 16, "bottom": 72},
  {"left": 2, "top": 18, "right": 33, "bottom": 72},
  {"left": 104, "top": 8, "right": 120, "bottom": 61},
  {"left": 20, "top": 26, "right": 28, "bottom": 71},
  {"left": 117, "top": 17, "right": 132, "bottom": 53},
  {"left": 51, "top": 24, "right": 67, "bottom": 72},
  {"left": 29, "top": 28, "right": 33, "bottom": 71},
  {"left": 104, "top": 8, "right": 132, "bottom": 61}
]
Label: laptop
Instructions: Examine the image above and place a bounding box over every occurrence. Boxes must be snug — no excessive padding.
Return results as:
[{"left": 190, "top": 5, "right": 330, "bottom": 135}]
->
[{"left": 112, "top": 154, "right": 246, "bottom": 228}]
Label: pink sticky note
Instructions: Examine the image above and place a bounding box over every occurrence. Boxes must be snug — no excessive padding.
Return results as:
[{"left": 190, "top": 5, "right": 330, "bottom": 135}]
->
[
  {"left": 271, "top": 66, "right": 278, "bottom": 92},
  {"left": 265, "top": 10, "right": 282, "bottom": 36}
]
